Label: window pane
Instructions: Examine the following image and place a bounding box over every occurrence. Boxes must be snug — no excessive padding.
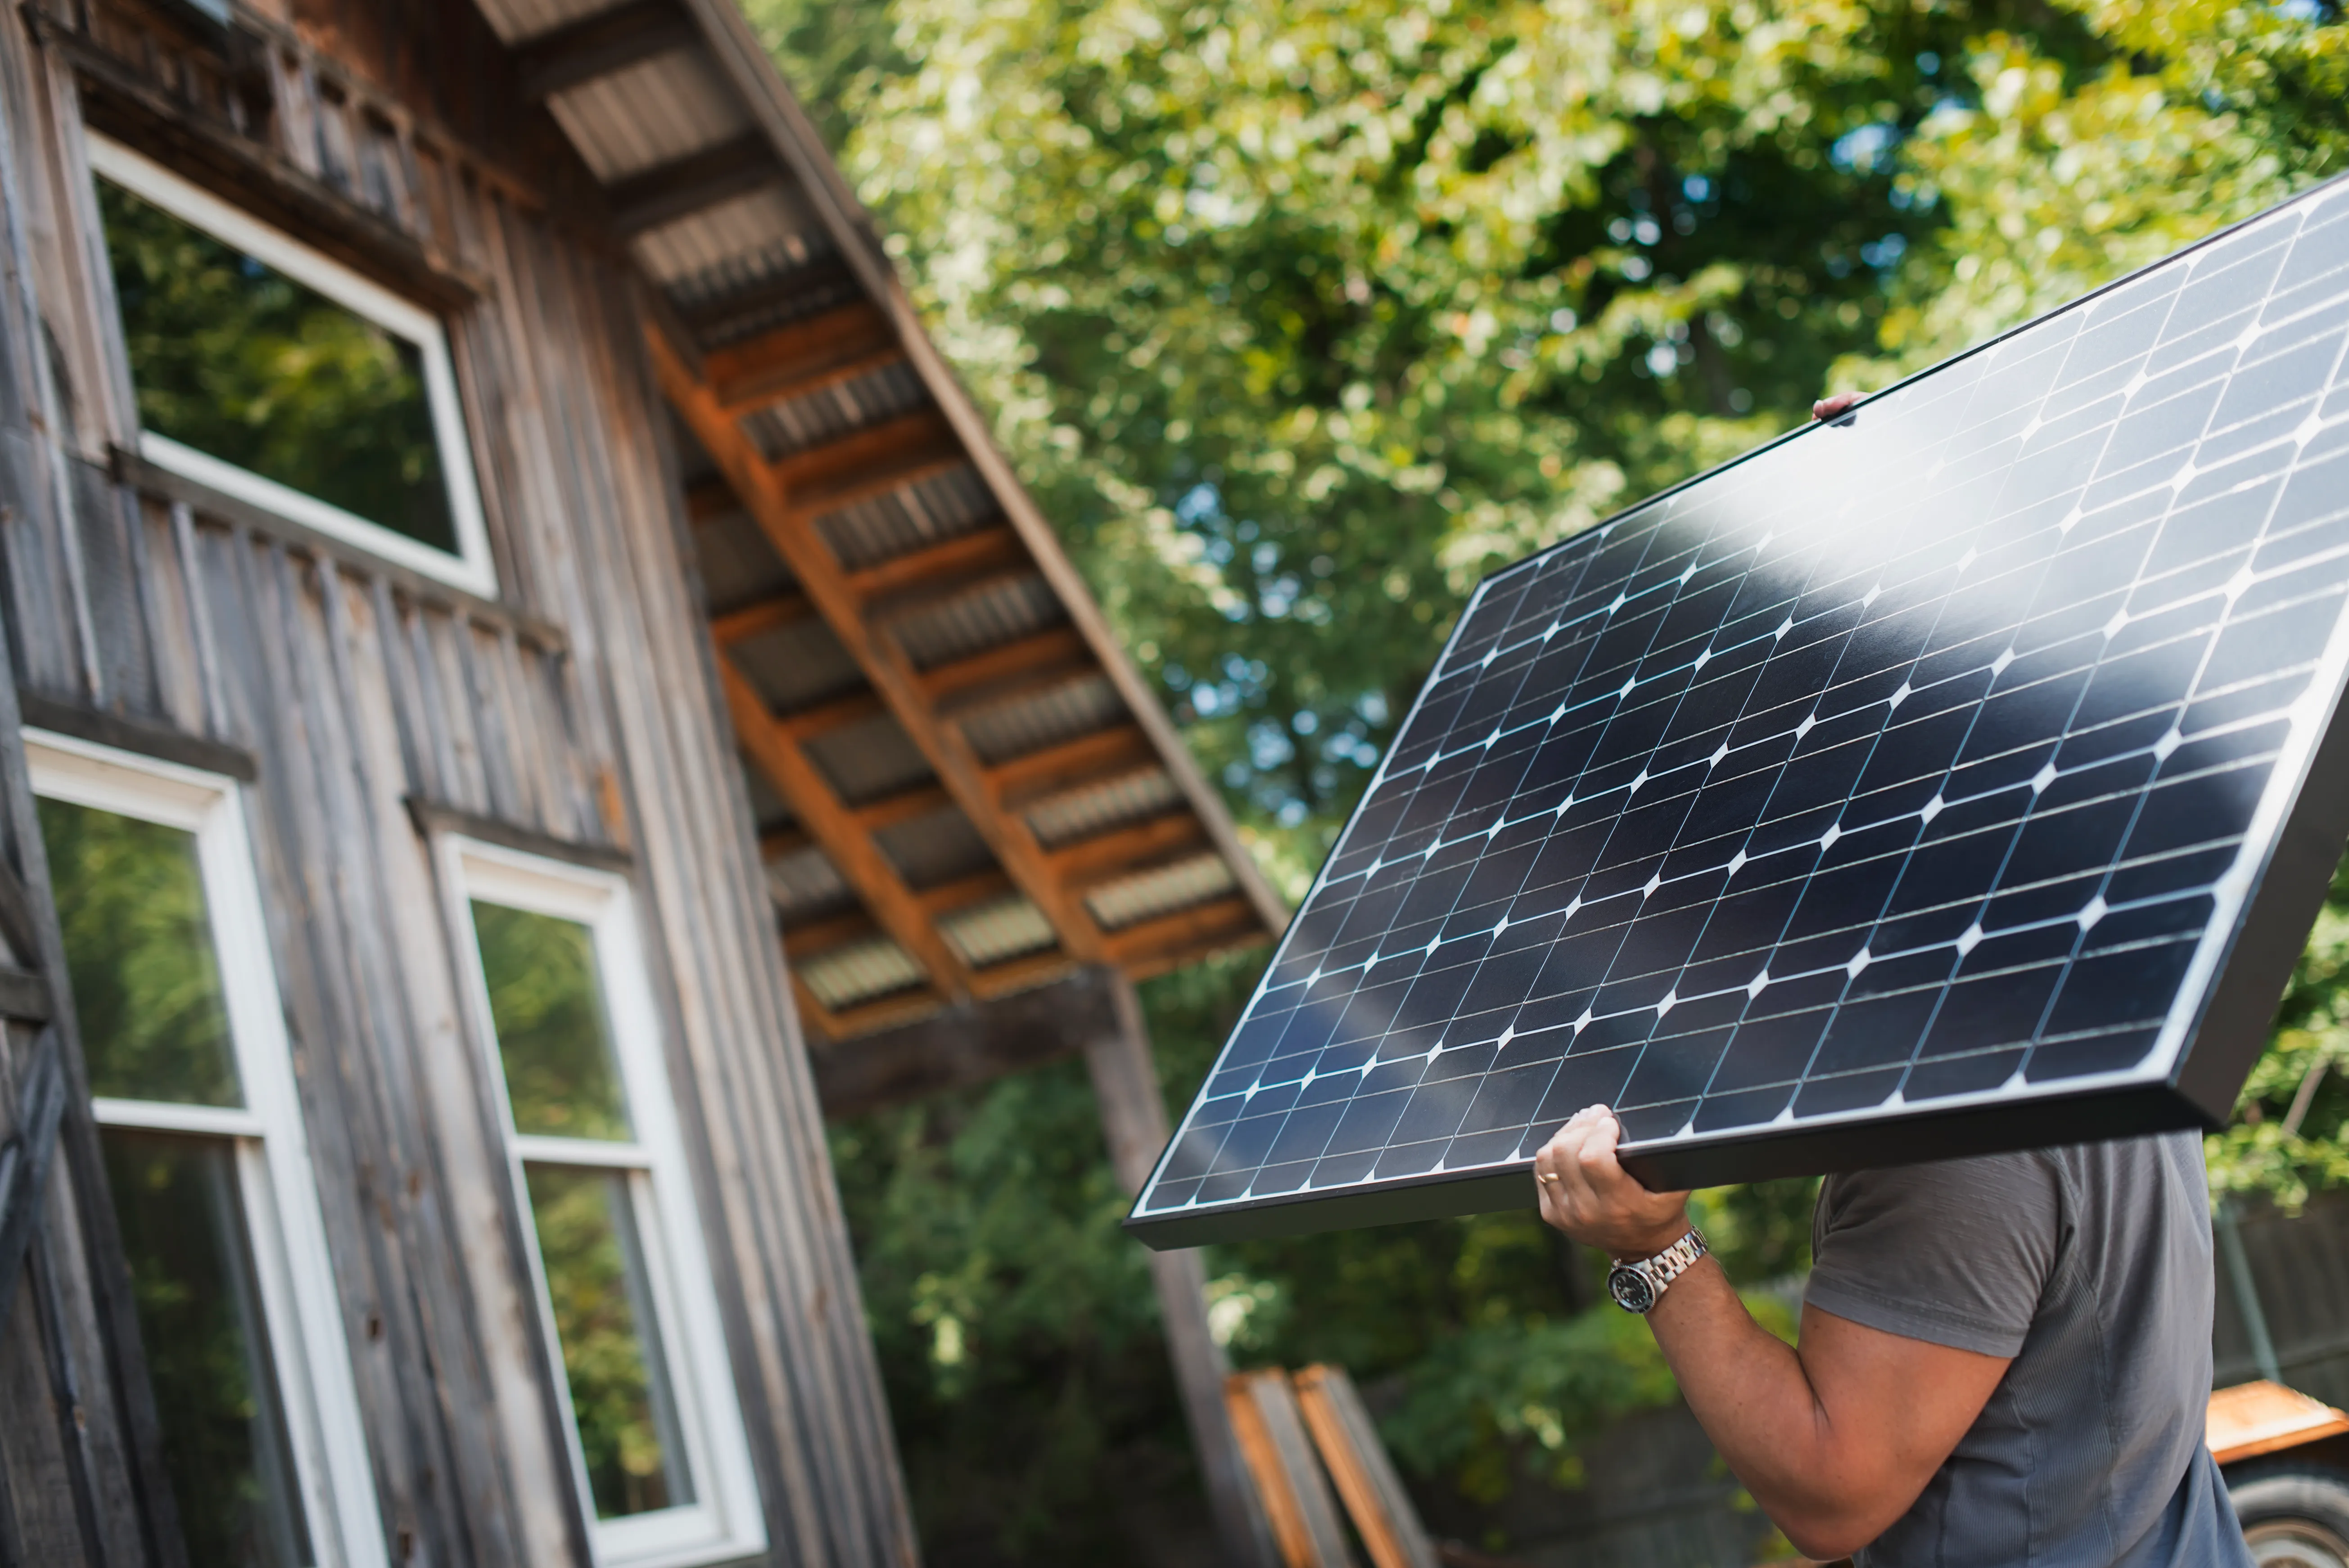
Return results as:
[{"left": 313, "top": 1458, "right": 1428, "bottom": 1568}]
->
[
  {"left": 97, "top": 178, "right": 459, "bottom": 555},
  {"left": 472, "top": 902, "right": 632, "bottom": 1141},
  {"left": 525, "top": 1164, "right": 693, "bottom": 1518},
  {"left": 38, "top": 797, "right": 242, "bottom": 1107},
  {"left": 102, "top": 1128, "right": 313, "bottom": 1568}
]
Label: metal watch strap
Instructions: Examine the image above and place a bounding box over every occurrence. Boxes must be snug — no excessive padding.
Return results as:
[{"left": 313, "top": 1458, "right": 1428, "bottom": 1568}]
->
[{"left": 1610, "top": 1228, "right": 1707, "bottom": 1313}]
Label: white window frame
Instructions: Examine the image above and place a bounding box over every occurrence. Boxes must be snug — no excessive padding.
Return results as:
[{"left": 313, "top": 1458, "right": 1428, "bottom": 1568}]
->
[
  {"left": 440, "top": 837, "right": 764, "bottom": 1568},
  {"left": 25, "top": 731, "right": 388, "bottom": 1568},
  {"left": 85, "top": 135, "right": 497, "bottom": 599}
]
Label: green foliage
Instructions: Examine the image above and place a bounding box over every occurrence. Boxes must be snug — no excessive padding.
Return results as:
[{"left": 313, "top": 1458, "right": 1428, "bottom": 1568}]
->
[
  {"left": 764, "top": 0, "right": 2349, "bottom": 1554},
  {"left": 471, "top": 903, "right": 633, "bottom": 1142}
]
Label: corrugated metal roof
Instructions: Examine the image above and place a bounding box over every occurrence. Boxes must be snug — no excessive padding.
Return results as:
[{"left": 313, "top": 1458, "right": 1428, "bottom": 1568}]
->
[
  {"left": 891, "top": 574, "right": 1061, "bottom": 670},
  {"left": 1025, "top": 768, "right": 1184, "bottom": 848},
  {"left": 816, "top": 466, "right": 999, "bottom": 572},
  {"left": 872, "top": 806, "right": 995, "bottom": 890},
  {"left": 961, "top": 673, "right": 1122, "bottom": 766},
  {"left": 938, "top": 897, "right": 1058, "bottom": 968},
  {"left": 498, "top": 0, "right": 1287, "bottom": 1039},
  {"left": 546, "top": 52, "right": 748, "bottom": 179},
  {"left": 634, "top": 187, "right": 832, "bottom": 299},
  {"left": 1086, "top": 853, "right": 1237, "bottom": 931},
  {"left": 732, "top": 617, "right": 864, "bottom": 712},
  {"left": 765, "top": 846, "right": 850, "bottom": 916},
  {"left": 803, "top": 713, "right": 934, "bottom": 804},
  {"left": 743, "top": 361, "right": 933, "bottom": 461},
  {"left": 799, "top": 938, "right": 925, "bottom": 1010}
]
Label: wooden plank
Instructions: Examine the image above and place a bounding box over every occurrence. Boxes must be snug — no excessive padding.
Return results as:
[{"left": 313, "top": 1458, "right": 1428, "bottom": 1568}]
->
[
  {"left": 781, "top": 908, "right": 881, "bottom": 960},
  {"left": 919, "top": 624, "right": 1088, "bottom": 708},
  {"left": 813, "top": 985, "right": 946, "bottom": 1040},
  {"left": 16, "top": 687, "right": 260, "bottom": 780},
  {"left": 652, "top": 326, "right": 1109, "bottom": 962},
  {"left": 771, "top": 408, "right": 956, "bottom": 492},
  {"left": 914, "top": 867, "right": 1012, "bottom": 916},
  {"left": 708, "top": 301, "right": 903, "bottom": 414},
  {"left": 1292, "top": 1366, "right": 1441, "bottom": 1568},
  {"left": 848, "top": 525, "right": 1026, "bottom": 601},
  {"left": 513, "top": 0, "right": 700, "bottom": 101},
  {"left": 0, "top": 968, "right": 53, "bottom": 1023},
  {"left": 759, "top": 824, "right": 813, "bottom": 860},
  {"left": 776, "top": 686, "right": 885, "bottom": 740},
  {"left": 1225, "top": 1370, "right": 1354, "bottom": 1568},
  {"left": 852, "top": 782, "right": 952, "bottom": 831},
  {"left": 720, "top": 659, "right": 968, "bottom": 1000},
  {"left": 988, "top": 725, "right": 1157, "bottom": 805},
  {"left": 605, "top": 133, "right": 785, "bottom": 237},
  {"left": 0, "top": 1031, "right": 67, "bottom": 1335},
  {"left": 1104, "top": 894, "right": 1264, "bottom": 968},
  {"left": 712, "top": 591, "right": 815, "bottom": 645},
  {"left": 788, "top": 450, "right": 967, "bottom": 528},
  {"left": 1049, "top": 813, "right": 1207, "bottom": 886},
  {"left": 965, "top": 948, "right": 1075, "bottom": 1000},
  {"left": 2207, "top": 1381, "right": 2349, "bottom": 1465}
]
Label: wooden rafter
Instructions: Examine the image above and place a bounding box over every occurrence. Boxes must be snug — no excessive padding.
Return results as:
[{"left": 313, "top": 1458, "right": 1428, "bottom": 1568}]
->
[
  {"left": 759, "top": 824, "right": 813, "bottom": 859},
  {"left": 719, "top": 659, "right": 971, "bottom": 1000},
  {"left": 774, "top": 687, "right": 885, "bottom": 740},
  {"left": 847, "top": 525, "right": 1026, "bottom": 599},
  {"left": 1107, "top": 895, "right": 1262, "bottom": 974},
  {"left": 781, "top": 908, "right": 881, "bottom": 959},
  {"left": 709, "top": 301, "right": 906, "bottom": 413},
  {"left": 1049, "top": 813, "right": 1207, "bottom": 887},
  {"left": 916, "top": 868, "right": 1013, "bottom": 916},
  {"left": 653, "top": 327, "right": 1111, "bottom": 962},
  {"left": 920, "top": 625, "right": 1089, "bottom": 709},
  {"left": 988, "top": 725, "right": 1156, "bottom": 806},
  {"left": 514, "top": 0, "right": 696, "bottom": 100},
  {"left": 606, "top": 133, "right": 785, "bottom": 237},
  {"left": 853, "top": 782, "right": 952, "bottom": 831},
  {"left": 711, "top": 590, "right": 813, "bottom": 645}
]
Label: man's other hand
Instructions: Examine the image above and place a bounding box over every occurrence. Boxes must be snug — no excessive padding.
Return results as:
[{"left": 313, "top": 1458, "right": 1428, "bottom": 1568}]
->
[
  {"left": 1813, "top": 390, "right": 1863, "bottom": 421},
  {"left": 1532, "top": 1106, "right": 1692, "bottom": 1258}
]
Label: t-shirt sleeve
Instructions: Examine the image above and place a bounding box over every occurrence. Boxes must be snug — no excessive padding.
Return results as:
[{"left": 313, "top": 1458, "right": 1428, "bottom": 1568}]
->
[{"left": 1802, "top": 1151, "right": 2060, "bottom": 1359}]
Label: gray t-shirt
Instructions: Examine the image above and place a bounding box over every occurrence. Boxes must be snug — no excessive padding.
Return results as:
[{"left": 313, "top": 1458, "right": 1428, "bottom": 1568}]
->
[{"left": 1804, "top": 1131, "right": 2253, "bottom": 1568}]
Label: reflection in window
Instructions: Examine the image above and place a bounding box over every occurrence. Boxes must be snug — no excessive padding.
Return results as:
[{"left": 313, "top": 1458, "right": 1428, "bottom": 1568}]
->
[
  {"left": 526, "top": 1166, "right": 691, "bottom": 1518},
  {"left": 473, "top": 903, "right": 631, "bottom": 1142},
  {"left": 102, "top": 1130, "right": 312, "bottom": 1568},
  {"left": 97, "top": 178, "right": 457, "bottom": 553},
  {"left": 37, "top": 797, "right": 240, "bottom": 1107}
]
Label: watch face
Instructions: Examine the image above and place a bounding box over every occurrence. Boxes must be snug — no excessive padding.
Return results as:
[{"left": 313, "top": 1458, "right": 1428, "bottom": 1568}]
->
[{"left": 1608, "top": 1265, "right": 1656, "bottom": 1314}]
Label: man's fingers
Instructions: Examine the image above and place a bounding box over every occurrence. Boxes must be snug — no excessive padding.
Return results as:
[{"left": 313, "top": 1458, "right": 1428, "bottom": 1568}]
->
[{"left": 1813, "top": 389, "right": 1862, "bottom": 421}]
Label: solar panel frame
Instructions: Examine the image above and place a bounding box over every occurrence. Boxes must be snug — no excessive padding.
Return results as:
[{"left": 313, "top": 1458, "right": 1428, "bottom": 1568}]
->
[{"left": 1129, "top": 172, "right": 2349, "bottom": 1250}]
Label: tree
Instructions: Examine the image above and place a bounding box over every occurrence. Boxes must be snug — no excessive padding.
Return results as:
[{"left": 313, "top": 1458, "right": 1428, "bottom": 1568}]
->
[{"left": 745, "top": 0, "right": 2349, "bottom": 1557}]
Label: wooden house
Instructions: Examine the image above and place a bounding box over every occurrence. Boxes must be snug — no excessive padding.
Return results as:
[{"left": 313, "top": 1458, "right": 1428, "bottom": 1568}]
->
[{"left": 0, "top": 0, "right": 1286, "bottom": 1560}]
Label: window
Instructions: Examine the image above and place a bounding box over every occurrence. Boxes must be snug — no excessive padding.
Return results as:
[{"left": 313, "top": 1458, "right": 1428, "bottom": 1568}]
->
[
  {"left": 27, "top": 732, "right": 385, "bottom": 1568},
  {"left": 443, "top": 840, "right": 763, "bottom": 1568},
  {"left": 87, "top": 136, "right": 495, "bottom": 596}
]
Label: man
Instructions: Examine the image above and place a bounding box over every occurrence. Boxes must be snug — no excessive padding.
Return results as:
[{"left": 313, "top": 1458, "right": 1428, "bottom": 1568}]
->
[{"left": 1527, "top": 392, "right": 2256, "bottom": 1568}]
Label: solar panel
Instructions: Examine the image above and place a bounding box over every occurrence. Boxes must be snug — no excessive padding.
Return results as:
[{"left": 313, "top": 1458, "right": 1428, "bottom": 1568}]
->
[{"left": 1129, "top": 176, "right": 2349, "bottom": 1249}]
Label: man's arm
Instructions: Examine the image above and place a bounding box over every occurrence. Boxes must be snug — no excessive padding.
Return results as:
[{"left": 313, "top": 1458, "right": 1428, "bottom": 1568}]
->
[{"left": 1533, "top": 1107, "right": 2011, "bottom": 1562}]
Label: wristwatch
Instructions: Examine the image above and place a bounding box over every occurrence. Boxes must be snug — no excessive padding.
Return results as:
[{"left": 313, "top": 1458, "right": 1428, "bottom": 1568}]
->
[{"left": 1607, "top": 1229, "right": 1708, "bottom": 1315}]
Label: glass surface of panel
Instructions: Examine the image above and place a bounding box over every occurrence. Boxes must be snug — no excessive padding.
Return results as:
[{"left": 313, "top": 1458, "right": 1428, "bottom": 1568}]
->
[
  {"left": 102, "top": 1128, "right": 313, "bottom": 1568},
  {"left": 525, "top": 1164, "right": 693, "bottom": 1519},
  {"left": 473, "top": 902, "right": 633, "bottom": 1141},
  {"left": 98, "top": 178, "right": 459, "bottom": 554},
  {"left": 39, "top": 797, "right": 242, "bottom": 1107}
]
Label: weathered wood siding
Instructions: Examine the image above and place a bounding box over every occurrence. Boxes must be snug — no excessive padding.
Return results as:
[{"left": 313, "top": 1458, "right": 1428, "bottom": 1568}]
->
[{"left": 0, "top": 0, "right": 917, "bottom": 1562}]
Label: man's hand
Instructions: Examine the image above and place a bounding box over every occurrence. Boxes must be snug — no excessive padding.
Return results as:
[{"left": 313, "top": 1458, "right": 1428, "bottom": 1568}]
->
[
  {"left": 1532, "top": 1104, "right": 1692, "bottom": 1258},
  {"left": 1813, "top": 390, "right": 1863, "bottom": 420},
  {"left": 1531, "top": 1107, "right": 2012, "bottom": 1561}
]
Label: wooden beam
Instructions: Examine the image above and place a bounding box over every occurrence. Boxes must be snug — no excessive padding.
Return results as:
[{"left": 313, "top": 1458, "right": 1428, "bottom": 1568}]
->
[
  {"left": 1291, "top": 1367, "right": 1441, "bottom": 1568},
  {"left": 966, "top": 949, "right": 1076, "bottom": 999},
  {"left": 514, "top": 1, "right": 698, "bottom": 101},
  {"left": 918, "top": 624, "right": 1089, "bottom": 709},
  {"left": 1049, "top": 813, "right": 1207, "bottom": 887},
  {"left": 776, "top": 687, "right": 885, "bottom": 740},
  {"left": 605, "top": 134, "right": 785, "bottom": 238},
  {"left": 772, "top": 408, "right": 957, "bottom": 493},
  {"left": 678, "top": 258, "right": 863, "bottom": 337},
  {"left": 708, "top": 302, "right": 903, "bottom": 414},
  {"left": 812, "top": 987, "right": 949, "bottom": 1039},
  {"left": 789, "top": 448, "right": 967, "bottom": 526},
  {"left": 848, "top": 526, "right": 1027, "bottom": 601},
  {"left": 807, "top": 967, "right": 1121, "bottom": 1115},
  {"left": 653, "top": 327, "right": 1110, "bottom": 962},
  {"left": 853, "top": 782, "right": 952, "bottom": 831},
  {"left": 781, "top": 908, "right": 881, "bottom": 960},
  {"left": 915, "top": 868, "right": 1014, "bottom": 917},
  {"left": 869, "top": 564, "right": 1039, "bottom": 628},
  {"left": 1102, "top": 895, "right": 1262, "bottom": 970},
  {"left": 720, "top": 659, "right": 969, "bottom": 1000},
  {"left": 711, "top": 591, "right": 813, "bottom": 646},
  {"left": 987, "top": 725, "right": 1156, "bottom": 806}
]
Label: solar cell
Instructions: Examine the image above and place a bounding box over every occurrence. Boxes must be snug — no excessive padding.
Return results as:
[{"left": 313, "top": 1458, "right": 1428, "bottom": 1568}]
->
[{"left": 1129, "top": 175, "right": 2349, "bottom": 1249}]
